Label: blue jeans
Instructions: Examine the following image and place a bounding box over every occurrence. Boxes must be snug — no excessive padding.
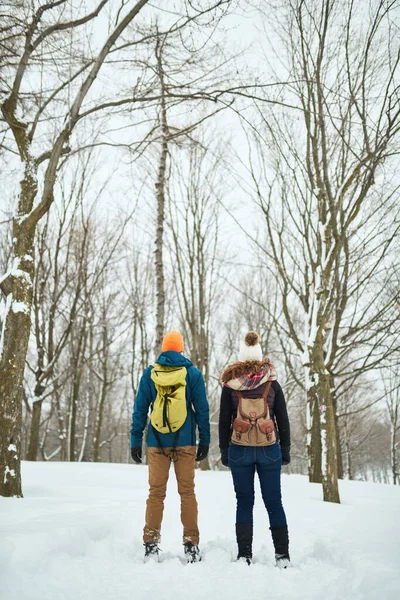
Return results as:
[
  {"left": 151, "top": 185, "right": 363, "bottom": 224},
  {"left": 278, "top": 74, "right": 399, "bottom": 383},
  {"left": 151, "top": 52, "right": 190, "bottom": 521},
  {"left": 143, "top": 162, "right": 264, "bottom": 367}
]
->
[{"left": 228, "top": 443, "right": 287, "bottom": 528}]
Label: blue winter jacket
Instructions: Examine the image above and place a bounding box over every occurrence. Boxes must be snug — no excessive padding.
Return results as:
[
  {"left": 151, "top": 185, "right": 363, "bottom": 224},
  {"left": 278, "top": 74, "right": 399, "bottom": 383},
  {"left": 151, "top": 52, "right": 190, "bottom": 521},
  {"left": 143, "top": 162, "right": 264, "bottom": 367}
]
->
[{"left": 130, "top": 351, "right": 210, "bottom": 448}]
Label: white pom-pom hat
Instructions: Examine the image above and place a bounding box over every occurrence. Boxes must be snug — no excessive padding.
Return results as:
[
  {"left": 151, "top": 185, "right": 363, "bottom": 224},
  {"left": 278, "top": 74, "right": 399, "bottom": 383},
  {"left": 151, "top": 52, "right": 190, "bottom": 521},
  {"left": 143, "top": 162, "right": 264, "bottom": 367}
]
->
[{"left": 239, "top": 331, "right": 263, "bottom": 362}]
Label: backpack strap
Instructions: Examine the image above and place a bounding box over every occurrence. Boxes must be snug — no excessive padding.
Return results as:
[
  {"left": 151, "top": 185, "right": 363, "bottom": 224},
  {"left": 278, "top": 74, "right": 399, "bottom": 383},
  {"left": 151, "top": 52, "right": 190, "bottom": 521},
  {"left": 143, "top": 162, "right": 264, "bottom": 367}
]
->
[
  {"left": 153, "top": 426, "right": 180, "bottom": 459},
  {"left": 262, "top": 380, "right": 272, "bottom": 400},
  {"left": 151, "top": 374, "right": 187, "bottom": 460},
  {"left": 162, "top": 391, "right": 174, "bottom": 433}
]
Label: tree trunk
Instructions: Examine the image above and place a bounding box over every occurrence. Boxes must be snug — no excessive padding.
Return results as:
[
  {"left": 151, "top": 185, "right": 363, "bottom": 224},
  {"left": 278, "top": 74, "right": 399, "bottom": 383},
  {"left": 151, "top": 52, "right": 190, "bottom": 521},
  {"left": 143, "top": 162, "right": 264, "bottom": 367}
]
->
[
  {"left": 391, "top": 422, "right": 398, "bottom": 485},
  {"left": 331, "top": 391, "right": 343, "bottom": 479},
  {"left": 0, "top": 162, "right": 37, "bottom": 496},
  {"left": 306, "top": 389, "right": 322, "bottom": 483},
  {"left": 54, "top": 379, "right": 67, "bottom": 461},
  {"left": 346, "top": 439, "right": 353, "bottom": 480},
  {"left": 26, "top": 397, "right": 44, "bottom": 461},
  {"left": 93, "top": 319, "right": 109, "bottom": 462},
  {"left": 82, "top": 307, "right": 95, "bottom": 462},
  {"left": 69, "top": 360, "right": 86, "bottom": 462},
  {"left": 309, "top": 343, "right": 340, "bottom": 503},
  {"left": 153, "top": 35, "right": 168, "bottom": 357},
  {"left": 0, "top": 304, "right": 28, "bottom": 497},
  {"left": 199, "top": 456, "right": 210, "bottom": 471},
  {"left": 69, "top": 373, "right": 79, "bottom": 462},
  {"left": 93, "top": 382, "right": 108, "bottom": 463}
]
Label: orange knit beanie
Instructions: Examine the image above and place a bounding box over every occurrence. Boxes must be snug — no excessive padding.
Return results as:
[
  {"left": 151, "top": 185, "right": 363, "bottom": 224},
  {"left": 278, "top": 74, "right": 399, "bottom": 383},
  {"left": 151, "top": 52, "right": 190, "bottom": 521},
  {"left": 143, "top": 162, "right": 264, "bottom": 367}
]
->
[{"left": 161, "top": 330, "right": 184, "bottom": 352}]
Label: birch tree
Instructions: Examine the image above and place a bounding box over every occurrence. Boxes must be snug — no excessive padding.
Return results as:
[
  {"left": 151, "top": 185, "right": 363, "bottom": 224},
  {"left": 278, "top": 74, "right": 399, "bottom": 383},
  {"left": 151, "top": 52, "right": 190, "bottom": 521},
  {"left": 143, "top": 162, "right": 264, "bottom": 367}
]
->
[{"left": 145, "top": 17, "right": 237, "bottom": 356}]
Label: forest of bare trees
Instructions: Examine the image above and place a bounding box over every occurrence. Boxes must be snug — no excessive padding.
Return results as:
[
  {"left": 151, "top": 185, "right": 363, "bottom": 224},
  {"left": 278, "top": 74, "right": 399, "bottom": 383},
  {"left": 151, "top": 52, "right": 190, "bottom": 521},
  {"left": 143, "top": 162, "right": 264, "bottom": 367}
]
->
[{"left": 1, "top": 0, "right": 399, "bottom": 502}]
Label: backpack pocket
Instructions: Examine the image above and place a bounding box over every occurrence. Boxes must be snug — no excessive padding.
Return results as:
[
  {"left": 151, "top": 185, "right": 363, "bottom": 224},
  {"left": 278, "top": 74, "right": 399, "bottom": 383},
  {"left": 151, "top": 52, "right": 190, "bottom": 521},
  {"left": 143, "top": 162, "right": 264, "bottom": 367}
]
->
[
  {"left": 258, "top": 419, "right": 275, "bottom": 435},
  {"left": 232, "top": 418, "right": 251, "bottom": 434}
]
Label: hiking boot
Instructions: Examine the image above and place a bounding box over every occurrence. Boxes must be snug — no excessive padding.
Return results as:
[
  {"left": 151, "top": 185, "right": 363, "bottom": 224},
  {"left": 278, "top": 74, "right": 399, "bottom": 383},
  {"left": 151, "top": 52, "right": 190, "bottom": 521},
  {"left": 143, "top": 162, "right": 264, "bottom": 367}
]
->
[
  {"left": 144, "top": 542, "right": 160, "bottom": 561},
  {"left": 275, "top": 553, "right": 290, "bottom": 569},
  {"left": 236, "top": 523, "right": 253, "bottom": 565},
  {"left": 237, "top": 554, "right": 252, "bottom": 565},
  {"left": 270, "top": 525, "right": 290, "bottom": 568},
  {"left": 184, "top": 542, "right": 201, "bottom": 563}
]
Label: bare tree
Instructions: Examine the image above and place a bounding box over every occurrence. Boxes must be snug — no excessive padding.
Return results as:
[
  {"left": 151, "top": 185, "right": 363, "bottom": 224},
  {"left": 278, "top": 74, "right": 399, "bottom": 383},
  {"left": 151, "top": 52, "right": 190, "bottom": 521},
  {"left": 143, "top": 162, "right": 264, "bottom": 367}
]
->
[
  {"left": 124, "top": 247, "right": 154, "bottom": 464},
  {"left": 244, "top": 0, "right": 400, "bottom": 502},
  {"left": 91, "top": 276, "right": 127, "bottom": 463},
  {"left": 144, "top": 19, "right": 237, "bottom": 356},
  {"left": 0, "top": 0, "right": 151, "bottom": 496},
  {"left": 0, "top": 0, "right": 238, "bottom": 480},
  {"left": 167, "top": 140, "right": 226, "bottom": 468},
  {"left": 26, "top": 168, "right": 92, "bottom": 461}
]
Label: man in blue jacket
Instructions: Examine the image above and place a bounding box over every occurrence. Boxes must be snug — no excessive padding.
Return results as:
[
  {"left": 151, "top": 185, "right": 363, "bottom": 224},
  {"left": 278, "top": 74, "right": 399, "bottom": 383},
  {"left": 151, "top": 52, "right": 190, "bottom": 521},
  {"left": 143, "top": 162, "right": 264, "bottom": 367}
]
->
[{"left": 130, "top": 330, "right": 210, "bottom": 563}]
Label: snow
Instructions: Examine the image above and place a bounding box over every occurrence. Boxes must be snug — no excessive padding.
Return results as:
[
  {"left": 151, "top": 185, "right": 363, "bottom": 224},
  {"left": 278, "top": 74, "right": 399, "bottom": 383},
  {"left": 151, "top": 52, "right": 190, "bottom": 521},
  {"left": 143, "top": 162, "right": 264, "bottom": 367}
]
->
[
  {"left": 3, "top": 466, "right": 15, "bottom": 484},
  {"left": 0, "top": 293, "right": 12, "bottom": 361},
  {"left": 0, "top": 257, "right": 32, "bottom": 287},
  {"left": 0, "top": 462, "right": 399, "bottom": 600},
  {"left": 11, "top": 301, "right": 29, "bottom": 314}
]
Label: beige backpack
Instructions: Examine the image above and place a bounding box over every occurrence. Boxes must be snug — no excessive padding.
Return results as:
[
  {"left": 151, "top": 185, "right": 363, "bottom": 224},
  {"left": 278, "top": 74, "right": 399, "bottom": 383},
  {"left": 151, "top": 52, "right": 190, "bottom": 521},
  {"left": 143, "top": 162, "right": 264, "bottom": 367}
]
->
[{"left": 231, "top": 381, "right": 276, "bottom": 446}]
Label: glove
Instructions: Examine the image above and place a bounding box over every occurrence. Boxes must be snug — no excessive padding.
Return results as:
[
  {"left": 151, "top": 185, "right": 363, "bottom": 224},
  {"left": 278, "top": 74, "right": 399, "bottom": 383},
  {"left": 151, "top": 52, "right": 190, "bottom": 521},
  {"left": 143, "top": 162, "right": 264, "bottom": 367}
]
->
[
  {"left": 220, "top": 448, "right": 229, "bottom": 467},
  {"left": 195, "top": 444, "right": 209, "bottom": 461},
  {"left": 131, "top": 446, "right": 142, "bottom": 464},
  {"left": 280, "top": 446, "right": 290, "bottom": 465}
]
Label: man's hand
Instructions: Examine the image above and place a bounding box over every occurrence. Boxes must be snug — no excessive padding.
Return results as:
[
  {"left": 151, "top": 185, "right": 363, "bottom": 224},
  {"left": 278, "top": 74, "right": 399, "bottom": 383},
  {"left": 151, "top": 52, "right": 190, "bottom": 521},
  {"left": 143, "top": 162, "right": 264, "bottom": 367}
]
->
[
  {"left": 196, "top": 444, "right": 209, "bottom": 461},
  {"left": 131, "top": 447, "right": 142, "bottom": 464}
]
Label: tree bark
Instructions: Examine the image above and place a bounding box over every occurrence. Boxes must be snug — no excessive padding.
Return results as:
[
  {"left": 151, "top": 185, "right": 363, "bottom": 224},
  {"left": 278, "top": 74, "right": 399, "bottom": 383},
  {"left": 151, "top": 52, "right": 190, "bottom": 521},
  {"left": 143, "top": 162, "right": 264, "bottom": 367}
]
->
[
  {"left": 154, "top": 34, "right": 168, "bottom": 357},
  {"left": 0, "top": 155, "right": 37, "bottom": 496},
  {"left": 332, "top": 394, "right": 343, "bottom": 480},
  {"left": 93, "top": 322, "right": 108, "bottom": 463},
  {"left": 306, "top": 389, "right": 322, "bottom": 483},
  {"left": 54, "top": 379, "right": 67, "bottom": 461},
  {"left": 68, "top": 320, "right": 87, "bottom": 461},
  {"left": 391, "top": 422, "right": 398, "bottom": 485},
  {"left": 309, "top": 342, "right": 340, "bottom": 503},
  {"left": 26, "top": 396, "right": 44, "bottom": 461}
]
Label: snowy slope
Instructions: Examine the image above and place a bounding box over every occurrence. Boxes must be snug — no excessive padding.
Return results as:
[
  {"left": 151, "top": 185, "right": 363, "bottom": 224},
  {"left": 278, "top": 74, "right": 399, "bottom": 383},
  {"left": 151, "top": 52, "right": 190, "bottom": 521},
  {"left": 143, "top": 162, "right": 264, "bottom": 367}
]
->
[{"left": 0, "top": 462, "right": 399, "bottom": 600}]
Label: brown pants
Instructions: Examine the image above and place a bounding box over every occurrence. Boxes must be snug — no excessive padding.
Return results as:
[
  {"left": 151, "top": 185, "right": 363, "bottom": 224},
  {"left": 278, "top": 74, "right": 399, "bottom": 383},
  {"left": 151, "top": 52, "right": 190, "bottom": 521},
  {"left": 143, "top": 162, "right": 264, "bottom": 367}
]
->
[{"left": 143, "top": 446, "right": 199, "bottom": 545}]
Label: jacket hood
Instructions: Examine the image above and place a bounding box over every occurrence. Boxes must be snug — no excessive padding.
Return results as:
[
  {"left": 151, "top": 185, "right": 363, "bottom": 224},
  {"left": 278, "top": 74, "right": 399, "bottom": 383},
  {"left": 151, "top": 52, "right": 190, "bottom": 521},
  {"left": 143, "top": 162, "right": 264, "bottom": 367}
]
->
[
  {"left": 155, "top": 350, "right": 193, "bottom": 368},
  {"left": 221, "top": 359, "right": 277, "bottom": 390}
]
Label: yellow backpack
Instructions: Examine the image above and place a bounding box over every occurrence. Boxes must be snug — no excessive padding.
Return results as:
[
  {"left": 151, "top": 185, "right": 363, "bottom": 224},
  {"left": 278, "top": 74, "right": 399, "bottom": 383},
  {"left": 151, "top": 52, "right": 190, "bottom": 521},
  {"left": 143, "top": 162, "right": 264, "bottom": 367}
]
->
[{"left": 150, "top": 365, "right": 187, "bottom": 434}]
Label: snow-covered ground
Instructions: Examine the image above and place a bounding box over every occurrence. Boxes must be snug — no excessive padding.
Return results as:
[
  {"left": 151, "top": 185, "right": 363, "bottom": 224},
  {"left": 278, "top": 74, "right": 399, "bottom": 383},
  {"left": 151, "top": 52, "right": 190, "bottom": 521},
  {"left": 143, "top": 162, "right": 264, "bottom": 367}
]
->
[{"left": 1, "top": 462, "right": 399, "bottom": 600}]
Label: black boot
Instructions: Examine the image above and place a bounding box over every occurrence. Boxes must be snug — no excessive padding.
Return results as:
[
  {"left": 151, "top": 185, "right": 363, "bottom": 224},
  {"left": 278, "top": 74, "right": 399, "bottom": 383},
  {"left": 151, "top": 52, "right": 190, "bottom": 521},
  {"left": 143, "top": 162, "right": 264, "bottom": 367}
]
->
[
  {"left": 184, "top": 542, "right": 201, "bottom": 563},
  {"left": 270, "top": 525, "right": 290, "bottom": 568},
  {"left": 144, "top": 541, "right": 160, "bottom": 561},
  {"left": 236, "top": 523, "right": 253, "bottom": 565}
]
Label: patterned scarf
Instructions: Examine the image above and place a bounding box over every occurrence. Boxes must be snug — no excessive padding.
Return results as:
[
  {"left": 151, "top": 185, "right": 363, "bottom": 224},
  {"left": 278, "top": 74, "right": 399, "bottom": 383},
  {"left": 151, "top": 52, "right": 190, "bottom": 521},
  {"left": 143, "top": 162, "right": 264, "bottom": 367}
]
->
[{"left": 221, "top": 360, "right": 277, "bottom": 391}]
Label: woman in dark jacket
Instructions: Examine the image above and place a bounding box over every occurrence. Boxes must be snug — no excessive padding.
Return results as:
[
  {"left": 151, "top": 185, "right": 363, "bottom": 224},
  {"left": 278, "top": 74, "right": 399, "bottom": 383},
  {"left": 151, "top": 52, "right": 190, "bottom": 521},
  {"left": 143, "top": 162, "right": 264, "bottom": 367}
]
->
[{"left": 219, "top": 331, "right": 291, "bottom": 567}]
